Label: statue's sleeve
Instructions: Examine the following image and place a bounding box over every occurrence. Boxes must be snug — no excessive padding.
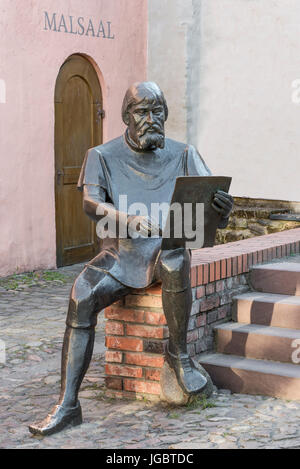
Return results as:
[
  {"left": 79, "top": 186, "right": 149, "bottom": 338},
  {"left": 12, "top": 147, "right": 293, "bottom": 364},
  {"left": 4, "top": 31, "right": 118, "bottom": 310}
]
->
[
  {"left": 77, "top": 148, "right": 107, "bottom": 195},
  {"left": 186, "top": 145, "right": 212, "bottom": 176},
  {"left": 77, "top": 148, "right": 126, "bottom": 227}
]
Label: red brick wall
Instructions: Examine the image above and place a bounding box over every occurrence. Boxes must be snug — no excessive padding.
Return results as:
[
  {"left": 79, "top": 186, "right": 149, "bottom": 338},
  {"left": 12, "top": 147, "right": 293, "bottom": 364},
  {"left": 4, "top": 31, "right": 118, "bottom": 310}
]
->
[{"left": 105, "top": 284, "right": 168, "bottom": 400}]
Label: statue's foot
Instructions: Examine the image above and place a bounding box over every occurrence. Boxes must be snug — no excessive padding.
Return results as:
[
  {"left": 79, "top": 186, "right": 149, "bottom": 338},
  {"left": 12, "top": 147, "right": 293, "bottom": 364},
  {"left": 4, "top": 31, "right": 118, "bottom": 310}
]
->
[
  {"left": 166, "top": 348, "right": 207, "bottom": 395},
  {"left": 28, "top": 401, "right": 82, "bottom": 436}
]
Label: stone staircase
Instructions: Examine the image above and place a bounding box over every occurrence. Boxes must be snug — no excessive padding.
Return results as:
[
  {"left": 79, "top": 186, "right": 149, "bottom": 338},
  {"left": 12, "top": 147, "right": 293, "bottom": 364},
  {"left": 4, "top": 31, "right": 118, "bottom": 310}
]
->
[{"left": 199, "top": 260, "right": 300, "bottom": 400}]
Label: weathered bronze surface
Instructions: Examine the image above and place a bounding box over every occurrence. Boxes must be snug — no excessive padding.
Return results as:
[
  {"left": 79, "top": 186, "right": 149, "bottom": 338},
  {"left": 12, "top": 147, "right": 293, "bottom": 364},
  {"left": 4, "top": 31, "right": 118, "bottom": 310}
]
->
[
  {"left": 161, "top": 176, "right": 232, "bottom": 250},
  {"left": 29, "top": 82, "right": 233, "bottom": 436}
]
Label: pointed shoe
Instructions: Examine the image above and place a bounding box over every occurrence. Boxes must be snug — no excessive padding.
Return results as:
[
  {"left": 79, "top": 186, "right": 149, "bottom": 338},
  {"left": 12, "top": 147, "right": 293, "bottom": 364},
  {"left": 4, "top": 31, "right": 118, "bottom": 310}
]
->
[{"left": 28, "top": 401, "right": 82, "bottom": 436}]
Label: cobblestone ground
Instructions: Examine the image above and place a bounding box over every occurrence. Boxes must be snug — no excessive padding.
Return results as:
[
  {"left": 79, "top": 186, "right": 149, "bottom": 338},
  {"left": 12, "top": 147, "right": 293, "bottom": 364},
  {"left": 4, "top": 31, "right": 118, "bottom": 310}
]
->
[{"left": 0, "top": 264, "right": 300, "bottom": 449}]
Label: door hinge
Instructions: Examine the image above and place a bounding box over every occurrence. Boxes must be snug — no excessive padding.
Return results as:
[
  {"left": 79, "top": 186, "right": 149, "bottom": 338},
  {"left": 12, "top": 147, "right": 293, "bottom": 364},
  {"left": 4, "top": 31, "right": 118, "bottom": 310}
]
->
[
  {"left": 56, "top": 169, "right": 64, "bottom": 184},
  {"left": 97, "top": 109, "right": 105, "bottom": 119}
]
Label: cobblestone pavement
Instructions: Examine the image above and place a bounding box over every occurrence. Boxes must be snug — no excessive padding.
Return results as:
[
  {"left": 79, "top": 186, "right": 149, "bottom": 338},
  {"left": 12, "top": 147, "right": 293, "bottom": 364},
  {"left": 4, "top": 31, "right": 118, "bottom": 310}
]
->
[{"left": 0, "top": 264, "right": 300, "bottom": 449}]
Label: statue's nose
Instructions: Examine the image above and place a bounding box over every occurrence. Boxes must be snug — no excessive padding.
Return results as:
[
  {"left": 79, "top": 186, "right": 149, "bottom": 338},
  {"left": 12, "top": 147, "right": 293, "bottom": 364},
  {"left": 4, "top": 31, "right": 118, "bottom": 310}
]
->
[{"left": 146, "top": 111, "right": 154, "bottom": 123}]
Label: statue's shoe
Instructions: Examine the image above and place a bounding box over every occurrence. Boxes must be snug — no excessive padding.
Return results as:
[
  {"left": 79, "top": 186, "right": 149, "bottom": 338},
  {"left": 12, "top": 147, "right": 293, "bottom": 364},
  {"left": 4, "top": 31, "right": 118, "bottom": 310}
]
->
[
  {"left": 28, "top": 401, "right": 82, "bottom": 436},
  {"left": 166, "top": 349, "right": 207, "bottom": 395}
]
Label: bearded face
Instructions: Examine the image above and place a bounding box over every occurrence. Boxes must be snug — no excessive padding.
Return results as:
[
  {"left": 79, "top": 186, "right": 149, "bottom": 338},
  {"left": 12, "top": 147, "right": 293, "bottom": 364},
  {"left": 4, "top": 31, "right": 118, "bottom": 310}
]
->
[{"left": 127, "top": 98, "right": 166, "bottom": 151}]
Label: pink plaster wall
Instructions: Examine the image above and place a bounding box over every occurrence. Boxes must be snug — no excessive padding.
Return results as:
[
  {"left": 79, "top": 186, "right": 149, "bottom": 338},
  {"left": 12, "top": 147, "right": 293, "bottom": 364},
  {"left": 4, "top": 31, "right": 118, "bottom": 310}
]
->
[{"left": 0, "top": 0, "right": 147, "bottom": 276}]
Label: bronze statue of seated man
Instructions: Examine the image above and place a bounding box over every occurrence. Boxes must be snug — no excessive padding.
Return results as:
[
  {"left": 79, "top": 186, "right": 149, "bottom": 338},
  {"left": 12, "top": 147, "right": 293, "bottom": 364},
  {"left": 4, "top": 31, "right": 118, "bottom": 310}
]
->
[{"left": 29, "top": 82, "right": 233, "bottom": 436}]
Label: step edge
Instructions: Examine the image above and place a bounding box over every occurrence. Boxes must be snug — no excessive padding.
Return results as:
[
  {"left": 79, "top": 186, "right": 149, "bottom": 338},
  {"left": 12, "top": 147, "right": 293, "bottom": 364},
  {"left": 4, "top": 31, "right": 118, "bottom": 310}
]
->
[
  {"left": 251, "top": 264, "right": 300, "bottom": 272},
  {"left": 233, "top": 292, "right": 300, "bottom": 304},
  {"left": 199, "top": 353, "right": 300, "bottom": 378},
  {"left": 214, "top": 322, "right": 300, "bottom": 339}
]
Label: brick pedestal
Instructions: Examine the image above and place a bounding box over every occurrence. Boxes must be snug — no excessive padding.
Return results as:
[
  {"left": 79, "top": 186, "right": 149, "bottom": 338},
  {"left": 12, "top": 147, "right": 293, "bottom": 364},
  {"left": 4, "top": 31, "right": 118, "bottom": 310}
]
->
[{"left": 105, "top": 283, "right": 169, "bottom": 400}]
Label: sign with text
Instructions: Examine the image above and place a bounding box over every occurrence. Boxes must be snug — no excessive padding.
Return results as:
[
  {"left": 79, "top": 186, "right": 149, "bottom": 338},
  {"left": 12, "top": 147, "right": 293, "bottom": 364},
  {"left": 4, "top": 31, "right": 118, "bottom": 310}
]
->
[{"left": 44, "top": 11, "right": 115, "bottom": 39}]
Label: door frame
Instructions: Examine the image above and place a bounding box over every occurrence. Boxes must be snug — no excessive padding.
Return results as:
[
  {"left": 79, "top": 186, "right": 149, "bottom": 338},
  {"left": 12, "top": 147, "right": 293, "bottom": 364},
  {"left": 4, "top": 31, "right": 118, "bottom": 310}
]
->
[{"left": 54, "top": 53, "right": 103, "bottom": 267}]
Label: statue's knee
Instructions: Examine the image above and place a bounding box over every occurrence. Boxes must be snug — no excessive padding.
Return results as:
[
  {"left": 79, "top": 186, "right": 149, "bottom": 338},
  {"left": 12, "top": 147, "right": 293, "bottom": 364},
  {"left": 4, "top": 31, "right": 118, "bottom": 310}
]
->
[
  {"left": 160, "top": 249, "right": 191, "bottom": 291},
  {"left": 160, "top": 249, "right": 190, "bottom": 276},
  {"left": 67, "top": 276, "right": 97, "bottom": 328}
]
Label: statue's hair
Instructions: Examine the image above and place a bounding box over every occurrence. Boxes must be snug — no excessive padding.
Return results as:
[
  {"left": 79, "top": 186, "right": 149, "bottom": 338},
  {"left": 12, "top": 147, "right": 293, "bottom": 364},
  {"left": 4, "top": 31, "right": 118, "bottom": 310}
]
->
[{"left": 121, "top": 81, "right": 168, "bottom": 125}]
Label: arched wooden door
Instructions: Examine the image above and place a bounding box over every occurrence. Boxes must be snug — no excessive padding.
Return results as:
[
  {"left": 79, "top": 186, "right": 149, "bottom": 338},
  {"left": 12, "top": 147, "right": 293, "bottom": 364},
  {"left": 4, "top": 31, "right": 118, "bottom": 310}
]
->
[{"left": 55, "top": 54, "right": 103, "bottom": 267}]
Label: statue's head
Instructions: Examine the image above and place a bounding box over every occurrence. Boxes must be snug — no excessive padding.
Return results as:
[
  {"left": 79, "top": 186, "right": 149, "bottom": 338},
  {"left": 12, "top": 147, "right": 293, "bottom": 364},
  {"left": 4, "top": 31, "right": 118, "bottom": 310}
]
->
[{"left": 122, "top": 81, "right": 168, "bottom": 151}]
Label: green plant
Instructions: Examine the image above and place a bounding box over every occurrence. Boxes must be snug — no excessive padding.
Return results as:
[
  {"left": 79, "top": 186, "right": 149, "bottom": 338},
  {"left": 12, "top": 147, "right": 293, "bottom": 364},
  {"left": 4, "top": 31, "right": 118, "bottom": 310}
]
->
[
  {"left": 0, "top": 269, "right": 70, "bottom": 290},
  {"left": 186, "top": 394, "right": 217, "bottom": 410}
]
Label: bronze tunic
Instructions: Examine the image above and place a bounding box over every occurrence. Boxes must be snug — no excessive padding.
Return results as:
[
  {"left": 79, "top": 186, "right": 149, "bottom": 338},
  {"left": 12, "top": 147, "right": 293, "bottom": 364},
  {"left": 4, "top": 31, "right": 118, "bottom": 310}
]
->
[{"left": 78, "top": 134, "right": 211, "bottom": 288}]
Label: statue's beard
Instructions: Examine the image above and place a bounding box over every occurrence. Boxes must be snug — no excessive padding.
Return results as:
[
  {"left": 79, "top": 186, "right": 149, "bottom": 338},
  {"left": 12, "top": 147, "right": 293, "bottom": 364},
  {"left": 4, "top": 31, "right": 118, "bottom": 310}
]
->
[
  {"left": 134, "top": 123, "right": 165, "bottom": 150},
  {"left": 137, "top": 131, "right": 165, "bottom": 150}
]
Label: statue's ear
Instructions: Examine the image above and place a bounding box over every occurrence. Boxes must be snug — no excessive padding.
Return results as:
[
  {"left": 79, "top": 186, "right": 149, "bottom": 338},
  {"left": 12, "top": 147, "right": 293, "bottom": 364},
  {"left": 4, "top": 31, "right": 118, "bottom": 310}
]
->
[
  {"left": 163, "top": 103, "right": 168, "bottom": 122},
  {"left": 122, "top": 112, "right": 130, "bottom": 126}
]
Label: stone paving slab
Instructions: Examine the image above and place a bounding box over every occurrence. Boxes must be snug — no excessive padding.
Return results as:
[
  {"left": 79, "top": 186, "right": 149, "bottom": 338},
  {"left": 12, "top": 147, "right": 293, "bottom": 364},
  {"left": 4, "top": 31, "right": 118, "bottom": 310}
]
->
[{"left": 0, "top": 263, "right": 300, "bottom": 449}]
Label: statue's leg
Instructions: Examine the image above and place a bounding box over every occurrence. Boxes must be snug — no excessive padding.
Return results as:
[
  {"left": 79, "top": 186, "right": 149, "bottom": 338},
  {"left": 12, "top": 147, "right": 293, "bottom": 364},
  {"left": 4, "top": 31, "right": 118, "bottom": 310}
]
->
[
  {"left": 29, "top": 266, "right": 130, "bottom": 436},
  {"left": 159, "top": 248, "right": 207, "bottom": 395}
]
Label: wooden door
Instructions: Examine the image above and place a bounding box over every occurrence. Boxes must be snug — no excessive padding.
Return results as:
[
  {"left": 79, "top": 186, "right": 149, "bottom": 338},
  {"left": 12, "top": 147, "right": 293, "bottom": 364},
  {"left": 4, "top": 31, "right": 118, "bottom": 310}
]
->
[{"left": 55, "top": 54, "right": 103, "bottom": 266}]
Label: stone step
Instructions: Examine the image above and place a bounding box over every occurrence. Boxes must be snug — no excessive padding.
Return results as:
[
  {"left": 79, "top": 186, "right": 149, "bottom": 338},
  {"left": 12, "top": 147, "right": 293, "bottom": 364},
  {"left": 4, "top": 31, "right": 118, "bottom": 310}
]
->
[
  {"left": 250, "top": 262, "right": 300, "bottom": 295},
  {"left": 232, "top": 292, "right": 300, "bottom": 329},
  {"left": 199, "top": 353, "right": 300, "bottom": 400},
  {"left": 215, "top": 322, "right": 300, "bottom": 364}
]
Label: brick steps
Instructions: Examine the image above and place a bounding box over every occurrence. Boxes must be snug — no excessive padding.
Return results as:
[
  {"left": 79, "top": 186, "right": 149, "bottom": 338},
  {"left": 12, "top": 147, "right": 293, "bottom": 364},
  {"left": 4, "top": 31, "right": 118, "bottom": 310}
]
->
[
  {"left": 199, "top": 353, "right": 300, "bottom": 401},
  {"left": 233, "top": 292, "right": 300, "bottom": 329},
  {"left": 215, "top": 322, "right": 300, "bottom": 364},
  {"left": 199, "top": 259, "right": 300, "bottom": 400},
  {"left": 250, "top": 262, "right": 300, "bottom": 295}
]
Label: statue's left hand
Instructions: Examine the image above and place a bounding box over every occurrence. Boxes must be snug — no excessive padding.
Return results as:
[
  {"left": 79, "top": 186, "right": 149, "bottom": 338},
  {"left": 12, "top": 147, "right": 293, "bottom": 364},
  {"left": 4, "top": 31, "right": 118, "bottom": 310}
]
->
[{"left": 211, "top": 190, "right": 234, "bottom": 219}]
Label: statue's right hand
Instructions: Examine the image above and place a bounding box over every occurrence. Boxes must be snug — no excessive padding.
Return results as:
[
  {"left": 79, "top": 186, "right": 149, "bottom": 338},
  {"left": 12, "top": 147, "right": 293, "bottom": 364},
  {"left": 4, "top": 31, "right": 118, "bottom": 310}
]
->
[{"left": 127, "top": 215, "right": 162, "bottom": 238}]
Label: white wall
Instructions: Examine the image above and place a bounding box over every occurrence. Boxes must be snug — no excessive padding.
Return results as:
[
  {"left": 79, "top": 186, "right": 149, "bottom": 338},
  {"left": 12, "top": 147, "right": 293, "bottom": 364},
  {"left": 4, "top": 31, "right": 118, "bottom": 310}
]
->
[
  {"left": 148, "top": 0, "right": 300, "bottom": 202},
  {"left": 148, "top": 0, "right": 192, "bottom": 142}
]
